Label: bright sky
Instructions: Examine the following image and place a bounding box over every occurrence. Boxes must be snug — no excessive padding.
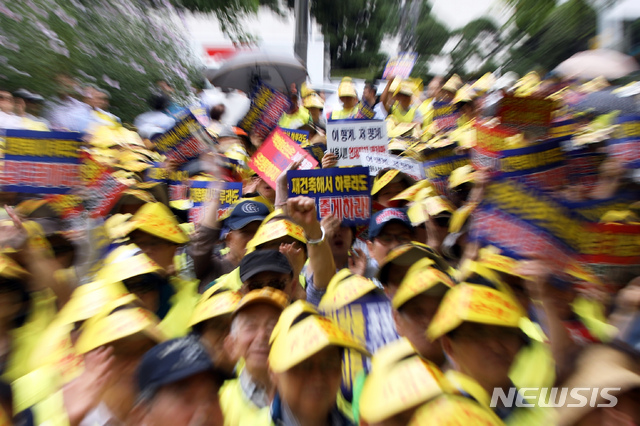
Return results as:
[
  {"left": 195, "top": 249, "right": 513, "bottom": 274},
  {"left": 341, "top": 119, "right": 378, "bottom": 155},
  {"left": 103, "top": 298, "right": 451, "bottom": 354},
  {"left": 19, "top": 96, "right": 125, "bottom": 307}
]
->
[{"left": 431, "top": 0, "right": 510, "bottom": 30}]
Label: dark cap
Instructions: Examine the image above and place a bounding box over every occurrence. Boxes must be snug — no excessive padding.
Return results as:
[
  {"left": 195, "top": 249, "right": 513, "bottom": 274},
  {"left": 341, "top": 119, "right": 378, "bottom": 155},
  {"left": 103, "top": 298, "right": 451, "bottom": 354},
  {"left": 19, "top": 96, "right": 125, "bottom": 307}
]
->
[
  {"left": 225, "top": 200, "right": 270, "bottom": 230},
  {"left": 136, "top": 336, "right": 229, "bottom": 401},
  {"left": 239, "top": 250, "right": 293, "bottom": 283},
  {"left": 377, "top": 242, "right": 446, "bottom": 284},
  {"left": 369, "top": 208, "right": 412, "bottom": 240}
]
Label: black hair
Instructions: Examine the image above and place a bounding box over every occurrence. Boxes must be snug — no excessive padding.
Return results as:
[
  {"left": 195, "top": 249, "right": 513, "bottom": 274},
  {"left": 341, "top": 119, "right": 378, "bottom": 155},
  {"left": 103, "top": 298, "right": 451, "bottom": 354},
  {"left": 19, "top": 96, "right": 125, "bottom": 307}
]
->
[
  {"left": 148, "top": 93, "right": 170, "bottom": 111},
  {"left": 210, "top": 104, "right": 225, "bottom": 121},
  {"left": 0, "top": 278, "right": 31, "bottom": 329}
]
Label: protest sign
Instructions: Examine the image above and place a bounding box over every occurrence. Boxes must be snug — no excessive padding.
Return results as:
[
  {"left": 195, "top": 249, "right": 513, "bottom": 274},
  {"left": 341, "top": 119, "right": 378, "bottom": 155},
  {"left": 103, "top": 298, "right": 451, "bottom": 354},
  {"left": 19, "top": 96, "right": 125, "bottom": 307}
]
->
[
  {"left": 423, "top": 153, "right": 470, "bottom": 195},
  {"left": 303, "top": 143, "right": 327, "bottom": 164},
  {"left": 473, "top": 122, "right": 566, "bottom": 190},
  {"left": 248, "top": 127, "right": 318, "bottom": 189},
  {"left": 151, "top": 112, "right": 213, "bottom": 166},
  {"left": 188, "top": 179, "right": 242, "bottom": 224},
  {"left": 327, "top": 120, "right": 388, "bottom": 166},
  {"left": 360, "top": 152, "right": 425, "bottom": 182},
  {"left": 81, "top": 154, "right": 128, "bottom": 218},
  {"left": 238, "top": 82, "right": 291, "bottom": 139},
  {"left": 281, "top": 127, "right": 309, "bottom": 145},
  {"left": 382, "top": 52, "right": 418, "bottom": 79},
  {"left": 497, "top": 96, "right": 555, "bottom": 133},
  {"left": 146, "top": 162, "right": 190, "bottom": 202},
  {"left": 432, "top": 101, "right": 460, "bottom": 133},
  {"left": 1, "top": 130, "right": 82, "bottom": 194},
  {"left": 288, "top": 167, "right": 371, "bottom": 226}
]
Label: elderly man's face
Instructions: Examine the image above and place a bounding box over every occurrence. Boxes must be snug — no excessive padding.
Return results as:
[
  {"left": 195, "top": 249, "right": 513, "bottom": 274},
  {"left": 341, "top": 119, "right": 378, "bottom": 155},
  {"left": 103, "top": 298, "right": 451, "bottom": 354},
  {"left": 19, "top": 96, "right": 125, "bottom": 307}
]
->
[{"left": 227, "top": 304, "right": 281, "bottom": 377}]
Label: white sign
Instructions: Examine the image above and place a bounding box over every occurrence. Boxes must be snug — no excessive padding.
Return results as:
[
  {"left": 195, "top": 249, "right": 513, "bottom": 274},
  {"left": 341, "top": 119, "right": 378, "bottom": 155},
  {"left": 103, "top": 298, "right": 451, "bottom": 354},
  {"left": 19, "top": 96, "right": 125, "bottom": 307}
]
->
[
  {"left": 361, "top": 152, "right": 426, "bottom": 181},
  {"left": 327, "top": 120, "right": 388, "bottom": 167}
]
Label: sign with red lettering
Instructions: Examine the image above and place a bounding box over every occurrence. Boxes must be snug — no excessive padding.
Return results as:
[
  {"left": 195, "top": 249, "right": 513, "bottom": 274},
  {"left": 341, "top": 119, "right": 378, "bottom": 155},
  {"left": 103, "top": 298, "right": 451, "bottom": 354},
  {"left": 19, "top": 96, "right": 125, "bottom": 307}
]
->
[
  {"left": 1, "top": 130, "right": 83, "bottom": 194},
  {"left": 327, "top": 120, "right": 388, "bottom": 167},
  {"left": 288, "top": 167, "right": 371, "bottom": 226},
  {"left": 248, "top": 127, "right": 318, "bottom": 189},
  {"left": 81, "top": 155, "right": 128, "bottom": 218}
]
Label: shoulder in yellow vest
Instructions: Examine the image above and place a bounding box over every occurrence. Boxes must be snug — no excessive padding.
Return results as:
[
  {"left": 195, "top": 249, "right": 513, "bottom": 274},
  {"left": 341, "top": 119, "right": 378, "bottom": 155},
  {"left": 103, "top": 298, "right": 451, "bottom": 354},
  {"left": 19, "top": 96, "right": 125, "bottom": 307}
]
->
[{"left": 219, "top": 378, "right": 272, "bottom": 426}]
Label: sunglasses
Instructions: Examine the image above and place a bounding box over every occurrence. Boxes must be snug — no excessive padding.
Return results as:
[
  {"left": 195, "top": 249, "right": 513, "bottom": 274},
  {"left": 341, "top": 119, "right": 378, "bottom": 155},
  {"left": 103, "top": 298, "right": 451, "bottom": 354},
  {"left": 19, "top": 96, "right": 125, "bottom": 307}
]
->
[{"left": 245, "top": 278, "right": 288, "bottom": 292}]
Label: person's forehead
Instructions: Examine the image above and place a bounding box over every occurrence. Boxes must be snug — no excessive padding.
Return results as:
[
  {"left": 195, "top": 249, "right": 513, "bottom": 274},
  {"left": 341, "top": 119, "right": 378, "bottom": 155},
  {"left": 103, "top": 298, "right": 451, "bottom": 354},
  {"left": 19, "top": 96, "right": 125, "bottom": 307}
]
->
[
  {"left": 160, "top": 372, "right": 221, "bottom": 395},
  {"left": 236, "top": 302, "right": 282, "bottom": 320},
  {"left": 0, "top": 91, "right": 12, "bottom": 97}
]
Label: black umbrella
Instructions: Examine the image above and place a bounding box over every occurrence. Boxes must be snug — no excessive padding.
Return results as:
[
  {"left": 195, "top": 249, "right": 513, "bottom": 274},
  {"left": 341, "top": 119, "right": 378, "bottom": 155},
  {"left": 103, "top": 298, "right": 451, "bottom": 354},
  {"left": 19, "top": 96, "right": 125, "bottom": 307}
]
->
[{"left": 207, "top": 51, "right": 308, "bottom": 95}]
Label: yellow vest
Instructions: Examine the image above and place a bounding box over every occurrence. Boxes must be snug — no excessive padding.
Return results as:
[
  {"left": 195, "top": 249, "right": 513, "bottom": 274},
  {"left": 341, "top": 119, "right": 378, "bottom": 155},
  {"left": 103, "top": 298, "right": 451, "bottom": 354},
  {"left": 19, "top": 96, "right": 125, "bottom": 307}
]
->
[
  {"left": 390, "top": 103, "right": 418, "bottom": 123},
  {"left": 3, "top": 289, "right": 58, "bottom": 383},
  {"left": 219, "top": 379, "right": 272, "bottom": 426},
  {"left": 278, "top": 107, "right": 311, "bottom": 129},
  {"left": 330, "top": 106, "right": 359, "bottom": 120},
  {"left": 445, "top": 370, "right": 555, "bottom": 426},
  {"left": 159, "top": 276, "right": 199, "bottom": 339}
]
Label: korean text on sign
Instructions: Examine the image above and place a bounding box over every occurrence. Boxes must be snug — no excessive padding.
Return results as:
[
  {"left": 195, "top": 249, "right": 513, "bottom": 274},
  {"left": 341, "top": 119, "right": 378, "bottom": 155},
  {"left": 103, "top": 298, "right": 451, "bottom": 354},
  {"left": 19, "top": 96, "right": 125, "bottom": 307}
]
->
[
  {"left": 248, "top": 127, "right": 318, "bottom": 189},
  {"left": 360, "top": 152, "right": 425, "bottom": 181},
  {"left": 151, "top": 112, "right": 213, "bottom": 166},
  {"left": 287, "top": 166, "right": 371, "bottom": 226},
  {"left": 188, "top": 179, "right": 242, "bottom": 223},
  {"left": 327, "top": 120, "right": 388, "bottom": 167},
  {"left": 1, "top": 130, "right": 83, "bottom": 194}
]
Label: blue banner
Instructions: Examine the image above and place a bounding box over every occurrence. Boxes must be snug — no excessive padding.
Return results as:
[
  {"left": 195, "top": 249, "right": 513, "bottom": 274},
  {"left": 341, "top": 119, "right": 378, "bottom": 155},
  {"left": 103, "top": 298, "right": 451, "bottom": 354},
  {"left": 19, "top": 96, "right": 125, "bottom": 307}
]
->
[
  {"left": 288, "top": 167, "right": 371, "bottom": 226},
  {"left": 188, "top": 180, "right": 242, "bottom": 223},
  {"left": 238, "top": 82, "right": 292, "bottom": 140},
  {"left": 1, "top": 129, "right": 83, "bottom": 194},
  {"left": 281, "top": 127, "right": 310, "bottom": 145},
  {"left": 151, "top": 112, "right": 214, "bottom": 166}
]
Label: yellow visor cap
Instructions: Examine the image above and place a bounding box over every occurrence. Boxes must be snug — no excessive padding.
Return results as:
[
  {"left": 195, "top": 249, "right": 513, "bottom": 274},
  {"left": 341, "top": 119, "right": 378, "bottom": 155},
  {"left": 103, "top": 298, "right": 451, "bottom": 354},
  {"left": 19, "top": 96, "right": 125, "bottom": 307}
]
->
[
  {"left": 76, "top": 295, "right": 165, "bottom": 354},
  {"left": 96, "top": 244, "right": 164, "bottom": 284},
  {"left": 188, "top": 290, "right": 242, "bottom": 328},
  {"left": 410, "top": 394, "right": 504, "bottom": 425},
  {"left": 269, "top": 314, "right": 368, "bottom": 373},
  {"left": 0, "top": 254, "right": 29, "bottom": 280},
  {"left": 129, "top": 202, "right": 189, "bottom": 244},
  {"left": 360, "top": 355, "right": 450, "bottom": 423},
  {"left": 233, "top": 287, "right": 290, "bottom": 317},
  {"left": 57, "top": 280, "right": 129, "bottom": 325},
  {"left": 246, "top": 219, "right": 306, "bottom": 250},
  {"left": 319, "top": 269, "right": 379, "bottom": 311},
  {"left": 391, "top": 180, "right": 434, "bottom": 203},
  {"left": 448, "top": 165, "right": 475, "bottom": 189},
  {"left": 371, "top": 170, "right": 399, "bottom": 196},
  {"left": 392, "top": 260, "right": 455, "bottom": 310},
  {"left": 270, "top": 300, "right": 319, "bottom": 344},
  {"left": 427, "top": 283, "right": 525, "bottom": 341}
]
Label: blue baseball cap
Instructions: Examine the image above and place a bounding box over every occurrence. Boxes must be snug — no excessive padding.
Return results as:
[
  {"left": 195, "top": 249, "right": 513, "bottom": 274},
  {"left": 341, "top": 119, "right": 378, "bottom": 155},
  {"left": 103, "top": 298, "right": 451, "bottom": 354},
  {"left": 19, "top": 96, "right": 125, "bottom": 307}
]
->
[
  {"left": 225, "top": 200, "right": 270, "bottom": 230},
  {"left": 369, "top": 208, "right": 413, "bottom": 240},
  {"left": 136, "top": 336, "right": 230, "bottom": 400}
]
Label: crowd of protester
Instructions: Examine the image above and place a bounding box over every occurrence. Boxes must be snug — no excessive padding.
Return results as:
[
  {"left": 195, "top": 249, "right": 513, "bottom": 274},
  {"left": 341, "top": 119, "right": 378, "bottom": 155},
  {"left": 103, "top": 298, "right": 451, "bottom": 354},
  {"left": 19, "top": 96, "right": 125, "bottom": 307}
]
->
[{"left": 0, "top": 68, "right": 639, "bottom": 426}]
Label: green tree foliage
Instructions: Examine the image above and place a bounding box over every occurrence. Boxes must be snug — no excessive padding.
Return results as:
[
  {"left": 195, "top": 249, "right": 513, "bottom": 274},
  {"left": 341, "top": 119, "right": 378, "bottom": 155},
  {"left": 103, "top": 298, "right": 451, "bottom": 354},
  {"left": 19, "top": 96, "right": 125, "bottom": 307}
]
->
[
  {"left": 448, "top": 17, "right": 501, "bottom": 77},
  {"left": 310, "top": 0, "right": 397, "bottom": 69},
  {"left": 505, "top": 0, "right": 597, "bottom": 75},
  {"left": 413, "top": 2, "right": 450, "bottom": 58},
  {"left": 0, "top": 0, "right": 199, "bottom": 123}
]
